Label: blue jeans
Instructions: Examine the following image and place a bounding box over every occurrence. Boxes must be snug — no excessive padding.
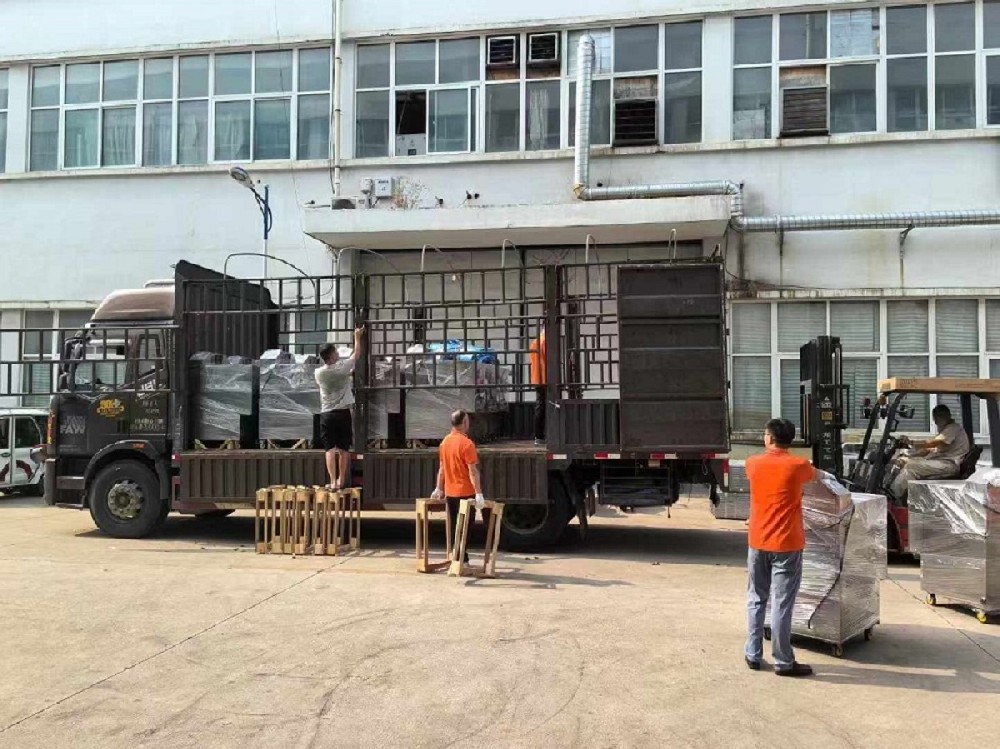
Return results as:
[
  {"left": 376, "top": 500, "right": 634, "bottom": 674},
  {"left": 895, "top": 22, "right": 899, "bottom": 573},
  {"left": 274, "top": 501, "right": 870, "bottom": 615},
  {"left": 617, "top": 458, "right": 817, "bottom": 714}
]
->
[{"left": 745, "top": 548, "right": 803, "bottom": 669}]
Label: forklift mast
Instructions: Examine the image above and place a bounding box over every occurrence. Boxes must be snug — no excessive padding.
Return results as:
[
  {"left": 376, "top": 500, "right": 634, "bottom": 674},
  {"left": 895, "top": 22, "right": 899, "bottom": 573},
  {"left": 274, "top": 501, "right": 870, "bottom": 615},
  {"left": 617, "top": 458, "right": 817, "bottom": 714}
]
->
[{"left": 800, "top": 336, "right": 849, "bottom": 478}]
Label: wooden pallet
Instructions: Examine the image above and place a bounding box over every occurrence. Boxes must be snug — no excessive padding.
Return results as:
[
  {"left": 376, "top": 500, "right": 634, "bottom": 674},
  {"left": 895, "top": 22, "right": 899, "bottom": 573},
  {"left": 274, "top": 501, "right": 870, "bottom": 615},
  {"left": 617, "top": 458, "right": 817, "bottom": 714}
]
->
[
  {"left": 415, "top": 498, "right": 453, "bottom": 573},
  {"left": 448, "top": 499, "right": 505, "bottom": 579}
]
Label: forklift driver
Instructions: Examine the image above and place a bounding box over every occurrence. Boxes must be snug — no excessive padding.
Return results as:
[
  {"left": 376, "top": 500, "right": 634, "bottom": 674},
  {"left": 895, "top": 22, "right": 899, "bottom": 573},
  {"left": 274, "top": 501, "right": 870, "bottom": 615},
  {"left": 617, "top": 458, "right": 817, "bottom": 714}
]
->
[{"left": 889, "top": 404, "right": 971, "bottom": 500}]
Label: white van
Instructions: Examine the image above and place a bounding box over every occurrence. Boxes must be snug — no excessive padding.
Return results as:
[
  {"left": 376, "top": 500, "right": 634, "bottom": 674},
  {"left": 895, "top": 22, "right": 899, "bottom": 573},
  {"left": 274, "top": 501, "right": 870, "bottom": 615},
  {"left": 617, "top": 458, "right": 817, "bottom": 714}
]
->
[{"left": 0, "top": 408, "right": 48, "bottom": 496}]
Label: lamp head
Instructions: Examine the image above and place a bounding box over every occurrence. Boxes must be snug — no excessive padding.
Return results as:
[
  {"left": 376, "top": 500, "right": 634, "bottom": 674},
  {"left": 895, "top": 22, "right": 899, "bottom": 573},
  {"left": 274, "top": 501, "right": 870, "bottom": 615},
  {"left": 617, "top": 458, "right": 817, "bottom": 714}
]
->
[{"left": 229, "top": 165, "right": 254, "bottom": 190}]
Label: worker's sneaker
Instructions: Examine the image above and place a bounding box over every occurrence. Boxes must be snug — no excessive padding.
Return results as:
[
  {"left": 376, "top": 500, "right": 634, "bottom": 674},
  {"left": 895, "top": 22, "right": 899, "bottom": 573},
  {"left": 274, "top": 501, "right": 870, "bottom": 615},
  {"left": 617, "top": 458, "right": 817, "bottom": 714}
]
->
[
  {"left": 745, "top": 657, "right": 761, "bottom": 671},
  {"left": 775, "top": 662, "right": 813, "bottom": 677}
]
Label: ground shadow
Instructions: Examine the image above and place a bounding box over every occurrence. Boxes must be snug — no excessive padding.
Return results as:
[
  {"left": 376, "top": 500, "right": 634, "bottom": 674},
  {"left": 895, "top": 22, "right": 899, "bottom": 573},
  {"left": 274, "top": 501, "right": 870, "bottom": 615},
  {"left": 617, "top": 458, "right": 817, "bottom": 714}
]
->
[
  {"left": 0, "top": 495, "right": 46, "bottom": 509},
  {"left": 461, "top": 569, "right": 633, "bottom": 590}
]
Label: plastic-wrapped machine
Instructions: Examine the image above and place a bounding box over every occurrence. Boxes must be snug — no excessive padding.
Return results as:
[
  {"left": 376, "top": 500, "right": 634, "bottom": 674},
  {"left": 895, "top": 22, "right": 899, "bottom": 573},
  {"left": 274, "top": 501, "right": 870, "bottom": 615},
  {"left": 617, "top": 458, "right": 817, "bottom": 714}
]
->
[
  {"left": 768, "top": 481, "right": 887, "bottom": 654},
  {"left": 367, "top": 359, "right": 401, "bottom": 440},
  {"left": 404, "top": 354, "right": 511, "bottom": 442},
  {"left": 713, "top": 460, "right": 750, "bottom": 520},
  {"left": 909, "top": 467, "right": 1000, "bottom": 617},
  {"left": 257, "top": 356, "right": 321, "bottom": 441},
  {"left": 190, "top": 357, "right": 258, "bottom": 442}
]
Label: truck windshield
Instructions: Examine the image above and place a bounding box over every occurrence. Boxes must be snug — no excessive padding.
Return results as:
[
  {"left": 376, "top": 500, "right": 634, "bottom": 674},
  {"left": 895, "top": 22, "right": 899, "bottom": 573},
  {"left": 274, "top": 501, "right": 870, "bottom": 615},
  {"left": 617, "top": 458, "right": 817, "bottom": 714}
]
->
[{"left": 70, "top": 330, "right": 128, "bottom": 391}]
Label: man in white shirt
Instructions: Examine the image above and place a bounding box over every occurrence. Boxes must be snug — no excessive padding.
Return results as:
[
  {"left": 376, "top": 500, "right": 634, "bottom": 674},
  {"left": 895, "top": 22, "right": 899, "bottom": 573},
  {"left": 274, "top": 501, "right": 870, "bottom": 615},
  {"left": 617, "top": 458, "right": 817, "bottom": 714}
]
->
[
  {"left": 315, "top": 326, "right": 364, "bottom": 489},
  {"left": 890, "top": 404, "right": 971, "bottom": 500}
]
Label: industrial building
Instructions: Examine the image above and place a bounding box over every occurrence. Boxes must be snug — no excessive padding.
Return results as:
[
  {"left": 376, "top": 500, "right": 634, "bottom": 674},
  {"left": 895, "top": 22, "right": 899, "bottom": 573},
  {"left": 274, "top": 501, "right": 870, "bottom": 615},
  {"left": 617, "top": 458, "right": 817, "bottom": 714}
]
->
[{"left": 2, "top": 0, "right": 1000, "bottom": 439}]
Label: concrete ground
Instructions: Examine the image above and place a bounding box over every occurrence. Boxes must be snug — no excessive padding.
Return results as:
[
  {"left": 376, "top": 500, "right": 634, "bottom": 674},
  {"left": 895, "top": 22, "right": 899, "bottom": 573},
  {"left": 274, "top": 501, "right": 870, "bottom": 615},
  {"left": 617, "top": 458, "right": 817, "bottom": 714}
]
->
[{"left": 1, "top": 495, "right": 998, "bottom": 749}]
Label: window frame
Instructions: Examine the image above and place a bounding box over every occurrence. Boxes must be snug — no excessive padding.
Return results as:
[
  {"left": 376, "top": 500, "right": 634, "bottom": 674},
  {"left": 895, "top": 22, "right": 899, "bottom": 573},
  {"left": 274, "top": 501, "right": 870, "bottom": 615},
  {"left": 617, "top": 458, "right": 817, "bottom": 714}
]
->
[
  {"left": 0, "top": 67, "right": 8, "bottom": 173},
  {"left": 730, "top": 297, "right": 995, "bottom": 439},
  {"left": 27, "top": 48, "right": 332, "bottom": 172}
]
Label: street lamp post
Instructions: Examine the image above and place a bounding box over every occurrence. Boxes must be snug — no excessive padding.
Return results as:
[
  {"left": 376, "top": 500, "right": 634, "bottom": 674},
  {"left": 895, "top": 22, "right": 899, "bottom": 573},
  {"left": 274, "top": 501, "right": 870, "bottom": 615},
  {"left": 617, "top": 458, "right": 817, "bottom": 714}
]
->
[{"left": 229, "top": 165, "right": 273, "bottom": 279}]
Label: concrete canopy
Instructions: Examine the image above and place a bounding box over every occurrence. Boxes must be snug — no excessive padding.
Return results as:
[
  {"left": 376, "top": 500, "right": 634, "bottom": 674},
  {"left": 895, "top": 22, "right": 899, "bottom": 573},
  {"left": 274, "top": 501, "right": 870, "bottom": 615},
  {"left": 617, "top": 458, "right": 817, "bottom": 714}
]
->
[{"left": 303, "top": 196, "right": 731, "bottom": 250}]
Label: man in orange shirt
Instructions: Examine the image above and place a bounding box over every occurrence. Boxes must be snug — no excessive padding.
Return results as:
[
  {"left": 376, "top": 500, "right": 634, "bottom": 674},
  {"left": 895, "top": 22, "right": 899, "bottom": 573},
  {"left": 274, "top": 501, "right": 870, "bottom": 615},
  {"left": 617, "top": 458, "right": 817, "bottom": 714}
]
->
[
  {"left": 431, "top": 410, "right": 487, "bottom": 558},
  {"left": 744, "top": 418, "right": 817, "bottom": 677},
  {"left": 529, "top": 330, "right": 546, "bottom": 446}
]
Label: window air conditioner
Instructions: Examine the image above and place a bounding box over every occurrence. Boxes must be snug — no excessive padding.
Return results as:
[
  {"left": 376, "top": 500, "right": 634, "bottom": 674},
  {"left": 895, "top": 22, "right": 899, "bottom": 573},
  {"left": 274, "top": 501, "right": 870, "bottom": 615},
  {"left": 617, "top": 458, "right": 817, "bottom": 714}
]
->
[
  {"left": 527, "top": 32, "right": 559, "bottom": 65},
  {"left": 781, "top": 86, "right": 829, "bottom": 137},
  {"left": 487, "top": 36, "right": 518, "bottom": 68}
]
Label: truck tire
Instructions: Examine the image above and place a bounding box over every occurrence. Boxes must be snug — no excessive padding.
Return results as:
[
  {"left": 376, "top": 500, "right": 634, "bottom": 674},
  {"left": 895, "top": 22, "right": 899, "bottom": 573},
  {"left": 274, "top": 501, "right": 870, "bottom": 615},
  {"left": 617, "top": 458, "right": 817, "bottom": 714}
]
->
[
  {"left": 89, "top": 461, "right": 166, "bottom": 539},
  {"left": 500, "top": 479, "right": 572, "bottom": 552}
]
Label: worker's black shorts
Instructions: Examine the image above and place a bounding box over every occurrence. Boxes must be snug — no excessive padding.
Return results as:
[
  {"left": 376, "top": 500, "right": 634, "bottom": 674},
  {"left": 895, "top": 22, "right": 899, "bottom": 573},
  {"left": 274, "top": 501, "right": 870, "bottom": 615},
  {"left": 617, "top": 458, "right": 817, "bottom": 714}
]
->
[{"left": 319, "top": 409, "right": 353, "bottom": 451}]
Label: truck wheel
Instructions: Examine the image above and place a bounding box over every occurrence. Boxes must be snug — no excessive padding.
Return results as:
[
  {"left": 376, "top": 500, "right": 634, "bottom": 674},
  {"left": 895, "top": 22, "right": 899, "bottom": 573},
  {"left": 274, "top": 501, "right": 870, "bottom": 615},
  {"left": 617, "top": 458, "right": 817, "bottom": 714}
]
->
[
  {"left": 89, "top": 461, "right": 166, "bottom": 539},
  {"left": 500, "top": 485, "right": 572, "bottom": 552}
]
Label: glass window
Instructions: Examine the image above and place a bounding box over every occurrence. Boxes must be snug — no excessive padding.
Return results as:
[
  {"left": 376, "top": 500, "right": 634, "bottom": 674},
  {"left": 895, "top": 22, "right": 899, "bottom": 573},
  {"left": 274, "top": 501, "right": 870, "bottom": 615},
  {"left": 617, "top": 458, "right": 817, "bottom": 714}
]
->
[
  {"left": 144, "top": 58, "right": 174, "bottom": 100},
  {"left": 780, "top": 359, "right": 803, "bottom": 430},
  {"left": 732, "top": 304, "right": 771, "bottom": 354},
  {"left": 887, "top": 5, "right": 927, "bottom": 55},
  {"left": 830, "top": 9, "right": 879, "bottom": 57},
  {"left": 66, "top": 63, "right": 100, "bottom": 104},
  {"left": 887, "top": 356, "right": 930, "bottom": 430},
  {"left": 178, "top": 56, "right": 209, "bottom": 98},
  {"left": 429, "top": 88, "right": 470, "bottom": 153},
  {"left": 0, "top": 111, "right": 6, "bottom": 173},
  {"left": 732, "top": 357, "right": 771, "bottom": 430},
  {"left": 664, "top": 22, "right": 702, "bottom": 70},
  {"left": 986, "top": 299, "right": 1000, "bottom": 349},
  {"left": 569, "top": 79, "right": 612, "bottom": 146},
  {"left": 887, "top": 300, "right": 929, "bottom": 352},
  {"left": 830, "top": 64, "right": 877, "bottom": 134},
  {"left": 14, "top": 417, "right": 42, "bottom": 449},
  {"left": 936, "top": 55, "right": 976, "bottom": 130},
  {"left": 254, "top": 98, "right": 290, "bottom": 159},
  {"left": 355, "top": 90, "right": 390, "bottom": 156},
  {"left": 215, "top": 53, "right": 252, "bottom": 96},
  {"left": 177, "top": 100, "right": 208, "bottom": 165},
  {"left": 569, "top": 29, "right": 612, "bottom": 75},
  {"left": 735, "top": 17, "right": 772, "bottom": 65},
  {"left": 24, "top": 311, "right": 54, "bottom": 357},
  {"left": 298, "top": 94, "right": 330, "bottom": 159},
  {"left": 664, "top": 72, "right": 701, "bottom": 144},
  {"left": 30, "top": 110, "right": 59, "bottom": 170},
  {"left": 935, "top": 3, "right": 974, "bottom": 53},
  {"left": 777, "top": 302, "right": 825, "bottom": 352},
  {"left": 733, "top": 67, "right": 771, "bottom": 139},
  {"left": 780, "top": 12, "right": 827, "bottom": 61},
  {"left": 887, "top": 58, "right": 928, "bottom": 132},
  {"left": 0, "top": 69, "right": 6, "bottom": 111},
  {"left": 936, "top": 299, "right": 978, "bottom": 353},
  {"left": 32, "top": 66, "right": 61, "bottom": 107},
  {"left": 440, "top": 38, "right": 480, "bottom": 83},
  {"left": 357, "top": 45, "right": 390, "bottom": 88},
  {"left": 831, "top": 301, "right": 879, "bottom": 352},
  {"left": 988, "top": 57, "right": 1000, "bottom": 125},
  {"left": 103, "top": 60, "right": 138, "bottom": 101},
  {"left": 143, "top": 102, "right": 172, "bottom": 166},
  {"left": 214, "top": 100, "right": 251, "bottom": 160},
  {"left": 614, "top": 25, "right": 658, "bottom": 72},
  {"left": 485, "top": 83, "right": 520, "bottom": 152},
  {"left": 526, "top": 80, "right": 560, "bottom": 151},
  {"left": 937, "top": 356, "right": 981, "bottom": 432},
  {"left": 64, "top": 109, "right": 100, "bottom": 167},
  {"left": 102, "top": 106, "right": 136, "bottom": 166},
  {"left": 987, "top": 0, "right": 1000, "bottom": 48},
  {"left": 255, "top": 50, "right": 293, "bottom": 94},
  {"left": 299, "top": 48, "right": 331, "bottom": 91},
  {"left": 396, "top": 41, "right": 436, "bottom": 86},
  {"left": 843, "top": 358, "right": 879, "bottom": 429}
]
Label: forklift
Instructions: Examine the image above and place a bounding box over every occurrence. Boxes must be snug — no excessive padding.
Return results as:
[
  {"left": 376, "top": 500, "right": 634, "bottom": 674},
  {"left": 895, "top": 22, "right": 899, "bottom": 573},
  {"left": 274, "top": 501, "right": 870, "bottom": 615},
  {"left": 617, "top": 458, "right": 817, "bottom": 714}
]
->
[{"left": 798, "top": 335, "right": 998, "bottom": 553}]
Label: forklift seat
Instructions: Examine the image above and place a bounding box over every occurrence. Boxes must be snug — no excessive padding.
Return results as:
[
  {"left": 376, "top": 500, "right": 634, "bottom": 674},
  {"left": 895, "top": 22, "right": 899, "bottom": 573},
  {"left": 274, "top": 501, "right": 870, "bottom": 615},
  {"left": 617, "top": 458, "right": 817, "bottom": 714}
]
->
[{"left": 954, "top": 445, "right": 983, "bottom": 480}]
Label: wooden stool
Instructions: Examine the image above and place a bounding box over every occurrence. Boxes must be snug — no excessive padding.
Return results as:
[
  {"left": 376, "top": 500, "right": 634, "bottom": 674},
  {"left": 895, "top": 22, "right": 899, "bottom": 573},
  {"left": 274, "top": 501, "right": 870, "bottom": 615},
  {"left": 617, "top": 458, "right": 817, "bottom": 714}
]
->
[
  {"left": 415, "top": 498, "right": 453, "bottom": 573},
  {"left": 448, "top": 499, "right": 505, "bottom": 578},
  {"left": 312, "top": 488, "right": 334, "bottom": 555},
  {"left": 254, "top": 487, "right": 271, "bottom": 553},
  {"left": 271, "top": 487, "right": 296, "bottom": 554},
  {"left": 335, "top": 488, "right": 362, "bottom": 552},
  {"left": 292, "top": 487, "right": 314, "bottom": 555}
]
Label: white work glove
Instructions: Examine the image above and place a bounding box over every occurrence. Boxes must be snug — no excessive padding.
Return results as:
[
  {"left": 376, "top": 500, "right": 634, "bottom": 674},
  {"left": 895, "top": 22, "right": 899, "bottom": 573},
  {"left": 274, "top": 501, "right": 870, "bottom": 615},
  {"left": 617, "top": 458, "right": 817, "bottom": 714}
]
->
[
  {"left": 430, "top": 488, "right": 444, "bottom": 501},
  {"left": 474, "top": 493, "right": 486, "bottom": 510}
]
